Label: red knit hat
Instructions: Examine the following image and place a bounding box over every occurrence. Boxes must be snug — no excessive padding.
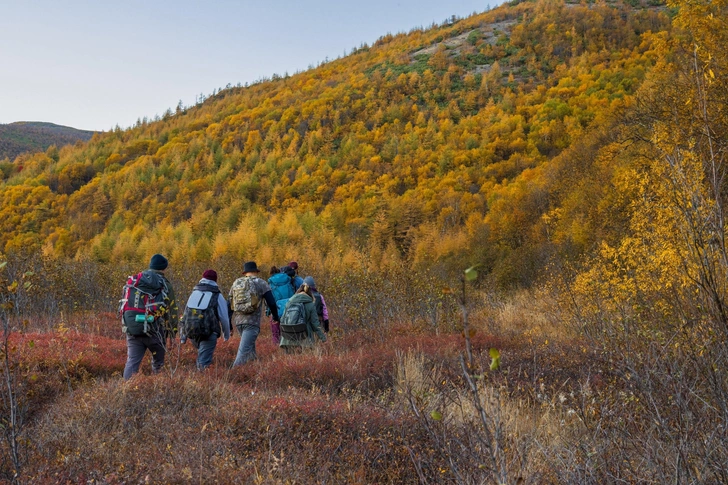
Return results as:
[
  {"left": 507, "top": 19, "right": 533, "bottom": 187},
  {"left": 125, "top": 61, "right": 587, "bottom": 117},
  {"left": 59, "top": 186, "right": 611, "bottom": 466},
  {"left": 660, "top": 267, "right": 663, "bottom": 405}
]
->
[{"left": 202, "top": 269, "right": 218, "bottom": 281}]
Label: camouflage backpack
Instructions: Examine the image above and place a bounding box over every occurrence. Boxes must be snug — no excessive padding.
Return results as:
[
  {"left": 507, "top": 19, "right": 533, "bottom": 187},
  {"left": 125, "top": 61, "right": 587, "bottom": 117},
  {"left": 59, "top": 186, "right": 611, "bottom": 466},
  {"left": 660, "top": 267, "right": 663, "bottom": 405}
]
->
[{"left": 230, "top": 276, "right": 261, "bottom": 314}]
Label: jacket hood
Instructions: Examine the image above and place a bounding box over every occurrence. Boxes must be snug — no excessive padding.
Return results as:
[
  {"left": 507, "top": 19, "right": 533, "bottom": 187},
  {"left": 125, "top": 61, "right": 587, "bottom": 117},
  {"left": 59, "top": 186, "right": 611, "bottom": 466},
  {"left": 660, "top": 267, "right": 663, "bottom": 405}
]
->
[
  {"left": 289, "top": 292, "right": 313, "bottom": 304},
  {"left": 199, "top": 278, "right": 219, "bottom": 287}
]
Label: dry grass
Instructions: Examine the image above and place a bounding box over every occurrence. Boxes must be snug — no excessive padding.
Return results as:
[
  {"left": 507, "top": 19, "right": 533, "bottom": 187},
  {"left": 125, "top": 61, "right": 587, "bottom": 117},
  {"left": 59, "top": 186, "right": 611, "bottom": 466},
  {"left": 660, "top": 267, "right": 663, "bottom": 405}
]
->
[
  {"left": 26, "top": 374, "right": 431, "bottom": 483},
  {"left": 3, "top": 283, "right": 722, "bottom": 483}
]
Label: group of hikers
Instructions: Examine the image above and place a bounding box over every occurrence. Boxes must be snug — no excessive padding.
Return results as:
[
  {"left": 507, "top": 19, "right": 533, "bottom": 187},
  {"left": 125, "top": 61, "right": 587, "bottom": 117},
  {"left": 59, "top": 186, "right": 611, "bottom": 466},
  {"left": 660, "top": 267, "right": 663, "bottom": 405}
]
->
[{"left": 119, "top": 254, "right": 329, "bottom": 379}]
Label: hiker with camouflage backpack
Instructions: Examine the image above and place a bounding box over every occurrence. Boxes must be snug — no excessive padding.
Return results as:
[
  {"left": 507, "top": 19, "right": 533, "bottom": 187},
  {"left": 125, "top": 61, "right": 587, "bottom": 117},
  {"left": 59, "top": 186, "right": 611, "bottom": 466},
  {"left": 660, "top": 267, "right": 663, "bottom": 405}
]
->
[
  {"left": 279, "top": 283, "right": 327, "bottom": 353},
  {"left": 180, "top": 269, "right": 230, "bottom": 370},
  {"left": 229, "top": 261, "right": 279, "bottom": 366},
  {"left": 120, "top": 254, "right": 179, "bottom": 380}
]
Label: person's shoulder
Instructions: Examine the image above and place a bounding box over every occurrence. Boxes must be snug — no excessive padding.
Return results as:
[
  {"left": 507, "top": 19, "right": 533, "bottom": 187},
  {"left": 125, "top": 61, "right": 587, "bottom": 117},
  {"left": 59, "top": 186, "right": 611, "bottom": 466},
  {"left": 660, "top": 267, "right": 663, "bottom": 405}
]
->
[
  {"left": 293, "top": 293, "right": 313, "bottom": 303},
  {"left": 148, "top": 270, "right": 172, "bottom": 287}
]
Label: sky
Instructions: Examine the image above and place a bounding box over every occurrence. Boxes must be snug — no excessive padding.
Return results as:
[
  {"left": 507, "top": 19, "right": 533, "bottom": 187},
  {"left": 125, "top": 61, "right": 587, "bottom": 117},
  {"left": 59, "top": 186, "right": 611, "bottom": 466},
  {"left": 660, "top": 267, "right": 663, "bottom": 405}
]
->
[{"left": 0, "top": 0, "right": 496, "bottom": 132}]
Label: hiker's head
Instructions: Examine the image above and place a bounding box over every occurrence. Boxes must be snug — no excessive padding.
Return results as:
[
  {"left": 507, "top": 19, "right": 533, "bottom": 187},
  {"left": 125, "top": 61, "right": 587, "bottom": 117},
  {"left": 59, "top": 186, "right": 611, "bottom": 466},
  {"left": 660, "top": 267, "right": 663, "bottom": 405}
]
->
[
  {"left": 149, "top": 254, "right": 168, "bottom": 271},
  {"left": 288, "top": 261, "right": 299, "bottom": 273},
  {"left": 202, "top": 269, "right": 218, "bottom": 282},
  {"left": 298, "top": 283, "right": 312, "bottom": 297},
  {"left": 270, "top": 266, "right": 280, "bottom": 275},
  {"left": 243, "top": 261, "right": 260, "bottom": 275},
  {"left": 282, "top": 266, "right": 295, "bottom": 278},
  {"left": 303, "top": 276, "right": 316, "bottom": 290}
]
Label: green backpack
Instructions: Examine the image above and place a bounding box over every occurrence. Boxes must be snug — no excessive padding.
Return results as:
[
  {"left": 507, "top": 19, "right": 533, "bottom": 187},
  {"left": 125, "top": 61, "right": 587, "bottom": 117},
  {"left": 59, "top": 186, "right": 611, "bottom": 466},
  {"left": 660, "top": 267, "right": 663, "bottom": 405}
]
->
[{"left": 280, "top": 300, "right": 308, "bottom": 341}]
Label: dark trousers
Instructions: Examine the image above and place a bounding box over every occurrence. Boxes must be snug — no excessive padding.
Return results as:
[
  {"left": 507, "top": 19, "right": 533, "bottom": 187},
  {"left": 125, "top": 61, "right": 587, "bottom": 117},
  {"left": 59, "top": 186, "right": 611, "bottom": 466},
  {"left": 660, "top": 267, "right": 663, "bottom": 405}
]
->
[{"left": 123, "top": 333, "right": 166, "bottom": 379}]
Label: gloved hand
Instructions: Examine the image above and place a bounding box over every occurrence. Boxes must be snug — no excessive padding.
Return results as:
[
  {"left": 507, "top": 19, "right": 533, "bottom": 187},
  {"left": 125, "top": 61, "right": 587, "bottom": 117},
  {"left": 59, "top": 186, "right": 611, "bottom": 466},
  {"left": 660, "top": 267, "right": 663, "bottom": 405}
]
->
[{"left": 324, "top": 319, "right": 330, "bottom": 333}]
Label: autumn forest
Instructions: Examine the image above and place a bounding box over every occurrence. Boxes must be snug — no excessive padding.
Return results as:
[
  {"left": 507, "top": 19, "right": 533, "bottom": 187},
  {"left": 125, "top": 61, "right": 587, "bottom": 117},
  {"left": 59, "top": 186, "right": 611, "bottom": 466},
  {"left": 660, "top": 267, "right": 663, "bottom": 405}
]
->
[{"left": 1, "top": 0, "right": 727, "bottom": 482}]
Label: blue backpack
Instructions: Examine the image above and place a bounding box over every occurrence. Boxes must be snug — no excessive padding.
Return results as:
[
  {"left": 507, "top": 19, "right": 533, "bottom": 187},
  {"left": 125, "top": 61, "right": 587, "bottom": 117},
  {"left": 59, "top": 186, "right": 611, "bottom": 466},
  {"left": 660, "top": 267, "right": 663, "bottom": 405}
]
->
[{"left": 268, "top": 273, "right": 295, "bottom": 316}]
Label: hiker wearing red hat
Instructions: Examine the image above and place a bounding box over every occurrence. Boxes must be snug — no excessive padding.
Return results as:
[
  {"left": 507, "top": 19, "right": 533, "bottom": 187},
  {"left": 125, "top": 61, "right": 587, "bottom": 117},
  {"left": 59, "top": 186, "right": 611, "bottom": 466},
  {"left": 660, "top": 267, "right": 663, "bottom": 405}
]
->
[{"left": 179, "top": 269, "right": 230, "bottom": 370}]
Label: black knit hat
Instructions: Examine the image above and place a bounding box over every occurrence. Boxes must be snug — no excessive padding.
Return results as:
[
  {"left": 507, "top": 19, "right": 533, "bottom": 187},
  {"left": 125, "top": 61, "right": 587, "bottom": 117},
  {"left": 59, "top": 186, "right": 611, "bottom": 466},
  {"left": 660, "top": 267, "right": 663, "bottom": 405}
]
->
[
  {"left": 243, "top": 261, "right": 260, "bottom": 273},
  {"left": 149, "top": 254, "right": 168, "bottom": 271}
]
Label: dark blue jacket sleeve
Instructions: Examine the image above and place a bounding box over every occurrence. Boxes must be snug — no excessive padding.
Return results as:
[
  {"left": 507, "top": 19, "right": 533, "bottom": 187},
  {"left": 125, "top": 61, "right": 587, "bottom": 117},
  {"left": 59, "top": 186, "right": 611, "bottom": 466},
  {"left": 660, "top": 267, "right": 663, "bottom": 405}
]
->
[{"left": 263, "top": 290, "right": 279, "bottom": 321}]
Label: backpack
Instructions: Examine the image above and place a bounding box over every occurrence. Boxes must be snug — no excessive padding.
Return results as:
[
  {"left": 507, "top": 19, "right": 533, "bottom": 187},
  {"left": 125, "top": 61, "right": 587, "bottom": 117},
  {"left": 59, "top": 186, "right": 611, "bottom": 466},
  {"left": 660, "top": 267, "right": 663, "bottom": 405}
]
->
[
  {"left": 181, "top": 284, "right": 220, "bottom": 341},
  {"left": 119, "top": 270, "right": 168, "bottom": 336},
  {"left": 230, "top": 276, "right": 261, "bottom": 314},
  {"left": 269, "top": 273, "right": 295, "bottom": 317},
  {"left": 280, "top": 299, "right": 308, "bottom": 341}
]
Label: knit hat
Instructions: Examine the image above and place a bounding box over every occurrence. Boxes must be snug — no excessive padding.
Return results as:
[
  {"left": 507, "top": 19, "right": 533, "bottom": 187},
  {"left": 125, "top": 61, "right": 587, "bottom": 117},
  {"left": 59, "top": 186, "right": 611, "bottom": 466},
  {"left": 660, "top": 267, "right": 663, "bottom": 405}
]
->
[
  {"left": 202, "top": 269, "right": 218, "bottom": 282},
  {"left": 243, "top": 261, "right": 260, "bottom": 273},
  {"left": 149, "top": 254, "right": 168, "bottom": 271},
  {"left": 303, "top": 276, "right": 316, "bottom": 289},
  {"left": 288, "top": 261, "right": 298, "bottom": 270}
]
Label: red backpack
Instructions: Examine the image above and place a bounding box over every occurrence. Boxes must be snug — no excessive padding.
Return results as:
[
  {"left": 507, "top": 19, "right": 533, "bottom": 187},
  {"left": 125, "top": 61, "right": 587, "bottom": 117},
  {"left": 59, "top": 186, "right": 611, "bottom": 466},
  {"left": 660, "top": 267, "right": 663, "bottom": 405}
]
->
[{"left": 119, "top": 270, "right": 168, "bottom": 335}]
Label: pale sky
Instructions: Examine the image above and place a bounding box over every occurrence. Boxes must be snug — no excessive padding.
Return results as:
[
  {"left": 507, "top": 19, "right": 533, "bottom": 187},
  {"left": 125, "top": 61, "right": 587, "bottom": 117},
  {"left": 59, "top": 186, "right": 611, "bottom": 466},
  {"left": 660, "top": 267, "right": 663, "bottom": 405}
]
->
[{"left": 0, "top": 0, "right": 494, "bottom": 132}]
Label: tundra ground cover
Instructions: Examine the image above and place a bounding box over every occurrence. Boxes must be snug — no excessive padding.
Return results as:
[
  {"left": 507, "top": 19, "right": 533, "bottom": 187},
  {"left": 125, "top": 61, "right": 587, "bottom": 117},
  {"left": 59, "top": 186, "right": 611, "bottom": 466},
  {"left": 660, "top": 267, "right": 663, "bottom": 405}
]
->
[{"left": 0, "top": 298, "right": 610, "bottom": 484}]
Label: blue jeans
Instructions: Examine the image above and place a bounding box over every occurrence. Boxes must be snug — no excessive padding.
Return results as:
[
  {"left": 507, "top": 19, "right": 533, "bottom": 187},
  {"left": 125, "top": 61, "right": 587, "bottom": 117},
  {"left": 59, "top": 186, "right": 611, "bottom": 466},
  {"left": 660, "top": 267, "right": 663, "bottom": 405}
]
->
[
  {"left": 193, "top": 333, "right": 218, "bottom": 370},
  {"left": 232, "top": 324, "right": 260, "bottom": 367},
  {"left": 123, "top": 333, "right": 166, "bottom": 379}
]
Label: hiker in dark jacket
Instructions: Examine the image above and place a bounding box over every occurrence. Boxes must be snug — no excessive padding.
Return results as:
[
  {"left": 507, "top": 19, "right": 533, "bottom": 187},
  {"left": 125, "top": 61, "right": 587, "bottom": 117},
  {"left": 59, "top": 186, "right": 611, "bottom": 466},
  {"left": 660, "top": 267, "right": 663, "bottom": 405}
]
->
[
  {"left": 288, "top": 261, "right": 304, "bottom": 292},
  {"left": 281, "top": 265, "right": 297, "bottom": 291},
  {"left": 122, "top": 254, "right": 179, "bottom": 380},
  {"left": 303, "top": 276, "right": 330, "bottom": 333},
  {"left": 279, "top": 283, "right": 326, "bottom": 352},
  {"left": 229, "top": 261, "right": 279, "bottom": 366},
  {"left": 180, "top": 269, "right": 230, "bottom": 370}
]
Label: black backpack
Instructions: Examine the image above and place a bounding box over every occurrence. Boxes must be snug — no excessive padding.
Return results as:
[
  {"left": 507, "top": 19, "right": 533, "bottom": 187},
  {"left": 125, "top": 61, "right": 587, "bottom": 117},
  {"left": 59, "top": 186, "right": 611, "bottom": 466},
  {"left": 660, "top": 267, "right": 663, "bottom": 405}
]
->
[
  {"left": 181, "top": 284, "right": 220, "bottom": 341},
  {"left": 280, "top": 299, "right": 308, "bottom": 341}
]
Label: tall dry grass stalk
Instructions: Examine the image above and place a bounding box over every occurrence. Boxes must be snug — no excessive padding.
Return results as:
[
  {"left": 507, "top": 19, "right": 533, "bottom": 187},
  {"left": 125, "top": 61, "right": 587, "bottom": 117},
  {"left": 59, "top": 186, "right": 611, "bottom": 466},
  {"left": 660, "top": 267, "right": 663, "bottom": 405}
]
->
[
  {"left": 477, "top": 287, "right": 566, "bottom": 340},
  {"left": 395, "top": 349, "right": 442, "bottom": 412}
]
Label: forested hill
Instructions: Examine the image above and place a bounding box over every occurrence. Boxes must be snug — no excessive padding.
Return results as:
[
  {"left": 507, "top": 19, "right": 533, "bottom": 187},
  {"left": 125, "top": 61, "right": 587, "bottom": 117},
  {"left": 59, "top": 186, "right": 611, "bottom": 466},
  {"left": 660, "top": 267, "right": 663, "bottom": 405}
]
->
[
  {"left": 0, "top": 0, "right": 674, "bottom": 286},
  {"left": 0, "top": 122, "right": 95, "bottom": 161}
]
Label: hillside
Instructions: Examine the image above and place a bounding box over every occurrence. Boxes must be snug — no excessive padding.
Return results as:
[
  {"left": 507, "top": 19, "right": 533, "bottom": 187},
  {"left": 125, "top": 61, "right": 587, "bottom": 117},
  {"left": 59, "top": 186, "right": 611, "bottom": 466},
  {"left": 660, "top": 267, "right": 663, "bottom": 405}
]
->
[
  {"left": 0, "top": 121, "right": 95, "bottom": 161},
  {"left": 0, "top": 0, "right": 671, "bottom": 287},
  {"left": 2, "top": 0, "right": 728, "bottom": 482}
]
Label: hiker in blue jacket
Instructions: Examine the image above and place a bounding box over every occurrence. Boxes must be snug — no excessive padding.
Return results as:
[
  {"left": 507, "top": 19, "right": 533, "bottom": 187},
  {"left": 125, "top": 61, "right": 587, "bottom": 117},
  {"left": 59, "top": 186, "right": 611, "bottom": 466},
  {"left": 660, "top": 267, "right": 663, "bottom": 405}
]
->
[{"left": 267, "top": 266, "right": 294, "bottom": 345}]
